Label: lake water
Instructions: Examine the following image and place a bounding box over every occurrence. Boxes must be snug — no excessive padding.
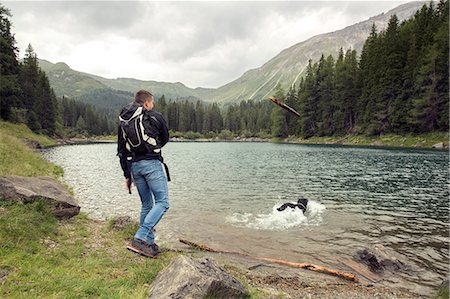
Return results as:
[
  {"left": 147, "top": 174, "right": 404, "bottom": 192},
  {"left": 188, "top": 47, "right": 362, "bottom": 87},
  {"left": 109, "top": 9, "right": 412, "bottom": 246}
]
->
[{"left": 42, "top": 142, "right": 449, "bottom": 296}]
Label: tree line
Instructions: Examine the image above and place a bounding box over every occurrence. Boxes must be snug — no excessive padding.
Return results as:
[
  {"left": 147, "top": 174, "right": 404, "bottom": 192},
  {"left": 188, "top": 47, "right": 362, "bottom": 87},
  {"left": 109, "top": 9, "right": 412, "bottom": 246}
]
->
[
  {"left": 1, "top": 2, "right": 448, "bottom": 139},
  {"left": 154, "top": 1, "right": 448, "bottom": 138},
  {"left": 0, "top": 4, "right": 112, "bottom": 136},
  {"left": 249, "top": 0, "right": 448, "bottom": 138}
]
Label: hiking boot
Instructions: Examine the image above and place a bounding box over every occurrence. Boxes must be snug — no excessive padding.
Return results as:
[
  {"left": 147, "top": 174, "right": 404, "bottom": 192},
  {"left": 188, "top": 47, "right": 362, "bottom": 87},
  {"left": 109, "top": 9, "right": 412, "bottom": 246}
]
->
[
  {"left": 151, "top": 243, "right": 161, "bottom": 253},
  {"left": 127, "top": 239, "right": 158, "bottom": 258}
]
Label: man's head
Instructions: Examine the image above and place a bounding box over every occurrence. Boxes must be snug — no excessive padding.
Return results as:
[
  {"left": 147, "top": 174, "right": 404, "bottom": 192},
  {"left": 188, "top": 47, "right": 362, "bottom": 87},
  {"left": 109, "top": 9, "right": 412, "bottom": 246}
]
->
[{"left": 135, "top": 89, "right": 154, "bottom": 111}]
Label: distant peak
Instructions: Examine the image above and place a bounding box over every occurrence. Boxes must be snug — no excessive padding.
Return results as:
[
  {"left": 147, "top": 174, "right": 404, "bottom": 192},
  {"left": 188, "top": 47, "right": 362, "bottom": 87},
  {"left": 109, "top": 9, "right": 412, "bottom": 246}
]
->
[{"left": 55, "top": 62, "right": 70, "bottom": 68}]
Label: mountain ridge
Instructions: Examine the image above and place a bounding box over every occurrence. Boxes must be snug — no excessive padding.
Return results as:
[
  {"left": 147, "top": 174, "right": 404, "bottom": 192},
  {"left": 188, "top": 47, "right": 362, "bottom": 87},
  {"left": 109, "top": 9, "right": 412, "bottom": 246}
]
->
[{"left": 38, "top": 1, "right": 425, "bottom": 103}]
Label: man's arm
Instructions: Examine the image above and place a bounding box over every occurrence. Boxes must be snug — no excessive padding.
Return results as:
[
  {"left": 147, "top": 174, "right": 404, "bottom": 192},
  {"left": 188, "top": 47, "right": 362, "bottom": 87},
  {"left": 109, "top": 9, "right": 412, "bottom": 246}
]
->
[
  {"left": 158, "top": 114, "right": 169, "bottom": 147},
  {"left": 117, "top": 125, "right": 131, "bottom": 179}
]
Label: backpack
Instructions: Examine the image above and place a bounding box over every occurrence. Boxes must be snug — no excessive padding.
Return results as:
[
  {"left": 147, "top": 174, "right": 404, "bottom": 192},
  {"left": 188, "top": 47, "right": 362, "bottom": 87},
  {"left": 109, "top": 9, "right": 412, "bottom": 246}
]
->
[{"left": 119, "top": 105, "right": 160, "bottom": 154}]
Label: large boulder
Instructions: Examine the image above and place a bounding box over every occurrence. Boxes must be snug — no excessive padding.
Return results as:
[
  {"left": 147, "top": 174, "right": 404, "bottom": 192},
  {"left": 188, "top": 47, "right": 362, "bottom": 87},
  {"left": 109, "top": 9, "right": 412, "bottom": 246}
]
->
[
  {"left": 148, "top": 256, "right": 248, "bottom": 299},
  {"left": 0, "top": 176, "right": 80, "bottom": 219}
]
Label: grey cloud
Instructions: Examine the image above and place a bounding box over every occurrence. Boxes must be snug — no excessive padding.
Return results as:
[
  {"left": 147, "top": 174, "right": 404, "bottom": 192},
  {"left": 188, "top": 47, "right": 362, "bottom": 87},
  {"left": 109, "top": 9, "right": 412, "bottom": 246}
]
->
[
  {"left": 7, "top": 1, "right": 147, "bottom": 40},
  {"left": 4, "top": 1, "right": 410, "bottom": 87},
  {"left": 137, "top": 2, "right": 314, "bottom": 61}
]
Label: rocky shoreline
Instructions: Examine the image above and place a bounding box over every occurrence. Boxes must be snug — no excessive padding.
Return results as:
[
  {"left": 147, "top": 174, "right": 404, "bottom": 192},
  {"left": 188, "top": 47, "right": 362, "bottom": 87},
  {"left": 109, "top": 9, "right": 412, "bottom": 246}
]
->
[
  {"left": 171, "top": 136, "right": 448, "bottom": 150},
  {"left": 52, "top": 135, "right": 448, "bottom": 150},
  {"left": 1, "top": 175, "right": 446, "bottom": 298}
]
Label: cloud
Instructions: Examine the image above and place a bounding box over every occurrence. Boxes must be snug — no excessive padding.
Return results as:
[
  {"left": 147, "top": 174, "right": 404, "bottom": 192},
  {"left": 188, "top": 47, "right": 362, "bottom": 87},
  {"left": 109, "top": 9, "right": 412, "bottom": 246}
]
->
[{"left": 5, "top": 1, "right": 409, "bottom": 88}]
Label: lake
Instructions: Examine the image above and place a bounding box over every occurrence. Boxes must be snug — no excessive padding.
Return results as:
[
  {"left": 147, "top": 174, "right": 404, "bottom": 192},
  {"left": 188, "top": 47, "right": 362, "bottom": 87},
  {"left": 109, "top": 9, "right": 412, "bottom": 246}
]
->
[{"left": 42, "top": 142, "right": 449, "bottom": 296}]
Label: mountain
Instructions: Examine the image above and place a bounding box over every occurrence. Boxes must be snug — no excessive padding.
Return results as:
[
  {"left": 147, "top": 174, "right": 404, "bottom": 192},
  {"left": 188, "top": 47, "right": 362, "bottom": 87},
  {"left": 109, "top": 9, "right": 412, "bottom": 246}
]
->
[
  {"left": 37, "top": 60, "right": 109, "bottom": 98},
  {"left": 39, "top": 1, "right": 424, "bottom": 103},
  {"left": 38, "top": 59, "right": 210, "bottom": 100},
  {"left": 203, "top": 1, "right": 425, "bottom": 103}
]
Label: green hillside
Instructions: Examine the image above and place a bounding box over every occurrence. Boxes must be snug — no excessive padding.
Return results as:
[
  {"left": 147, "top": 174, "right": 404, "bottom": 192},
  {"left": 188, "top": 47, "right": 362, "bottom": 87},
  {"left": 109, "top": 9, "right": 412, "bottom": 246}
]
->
[
  {"left": 37, "top": 60, "right": 108, "bottom": 98},
  {"left": 38, "top": 59, "right": 207, "bottom": 101}
]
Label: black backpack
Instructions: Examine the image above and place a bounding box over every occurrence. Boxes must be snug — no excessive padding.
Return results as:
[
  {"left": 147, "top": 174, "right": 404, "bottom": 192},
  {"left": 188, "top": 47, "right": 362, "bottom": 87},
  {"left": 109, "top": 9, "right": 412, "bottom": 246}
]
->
[{"left": 119, "top": 105, "right": 160, "bottom": 154}]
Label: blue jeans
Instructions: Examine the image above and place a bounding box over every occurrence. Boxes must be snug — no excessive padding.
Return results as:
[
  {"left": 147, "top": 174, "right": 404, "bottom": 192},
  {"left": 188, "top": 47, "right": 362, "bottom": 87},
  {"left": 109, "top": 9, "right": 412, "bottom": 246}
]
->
[{"left": 131, "top": 159, "right": 169, "bottom": 245}]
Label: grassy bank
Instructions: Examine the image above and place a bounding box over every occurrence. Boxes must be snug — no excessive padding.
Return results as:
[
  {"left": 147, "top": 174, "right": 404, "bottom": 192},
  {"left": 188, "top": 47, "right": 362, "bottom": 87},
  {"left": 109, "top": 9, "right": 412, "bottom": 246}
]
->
[
  {"left": 0, "top": 200, "right": 176, "bottom": 298},
  {"left": 0, "top": 121, "right": 62, "bottom": 177},
  {"left": 0, "top": 121, "right": 178, "bottom": 298},
  {"left": 171, "top": 130, "right": 449, "bottom": 149},
  {"left": 97, "top": 130, "right": 448, "bottom": 149},
  {"left": 284, "top": 132, "right": 449, "bottom": 149}
]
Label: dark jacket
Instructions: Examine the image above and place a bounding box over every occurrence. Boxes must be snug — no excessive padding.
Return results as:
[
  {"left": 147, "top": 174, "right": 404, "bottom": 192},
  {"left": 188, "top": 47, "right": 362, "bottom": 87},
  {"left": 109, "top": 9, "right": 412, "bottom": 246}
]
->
[{"left": 117, "top": 102, "right": 169, "bottom": 179}]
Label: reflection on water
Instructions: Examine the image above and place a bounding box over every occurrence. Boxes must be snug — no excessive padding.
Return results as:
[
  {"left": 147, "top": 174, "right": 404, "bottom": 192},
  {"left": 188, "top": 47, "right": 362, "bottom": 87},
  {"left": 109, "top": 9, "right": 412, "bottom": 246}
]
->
[{"left": 42, "top": 142, "right": 449, "bottom": 296}]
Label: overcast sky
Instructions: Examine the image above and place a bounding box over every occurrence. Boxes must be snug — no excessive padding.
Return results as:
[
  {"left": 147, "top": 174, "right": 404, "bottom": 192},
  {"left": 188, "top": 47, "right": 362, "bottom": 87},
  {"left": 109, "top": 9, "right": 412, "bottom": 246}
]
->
[{"left": 5, "top": 1, "right": 409, "bottom": 88}]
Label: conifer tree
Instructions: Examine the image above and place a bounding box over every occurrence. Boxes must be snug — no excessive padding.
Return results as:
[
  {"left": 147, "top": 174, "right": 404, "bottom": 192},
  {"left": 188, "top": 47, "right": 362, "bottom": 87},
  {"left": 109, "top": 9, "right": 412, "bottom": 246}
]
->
[
  {"left": 0, "top": 4, "right": 20, "bottom": 120},
  {"left": 298, "top": 60, "right": 318, "bottom": 138},
  {"left": 316, "top": 54, "right": 335, "bottom": 136}
]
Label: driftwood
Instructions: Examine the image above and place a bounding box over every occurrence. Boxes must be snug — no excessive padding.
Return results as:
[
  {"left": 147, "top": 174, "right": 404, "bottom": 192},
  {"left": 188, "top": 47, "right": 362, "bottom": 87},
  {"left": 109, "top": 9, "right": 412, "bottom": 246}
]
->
[
  {"left": 269, "top": 96, "right": 301, "bottom": 117},
  {"left": 179, "top": 239, "right": 358, "bottom": 282}
]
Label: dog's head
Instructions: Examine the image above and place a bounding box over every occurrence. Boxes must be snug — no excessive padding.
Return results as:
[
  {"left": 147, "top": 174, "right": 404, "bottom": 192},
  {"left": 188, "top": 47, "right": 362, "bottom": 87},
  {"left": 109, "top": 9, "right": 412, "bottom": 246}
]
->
[{"left": 297, "top": 197, "right": 308, "bottom": 207}]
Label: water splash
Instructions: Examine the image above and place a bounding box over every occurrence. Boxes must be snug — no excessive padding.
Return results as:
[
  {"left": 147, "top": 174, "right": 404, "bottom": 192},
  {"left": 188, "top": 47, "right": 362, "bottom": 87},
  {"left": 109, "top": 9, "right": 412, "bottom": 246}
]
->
[{"left": 227, "top": 200, "right": 326, "bottom": 231}]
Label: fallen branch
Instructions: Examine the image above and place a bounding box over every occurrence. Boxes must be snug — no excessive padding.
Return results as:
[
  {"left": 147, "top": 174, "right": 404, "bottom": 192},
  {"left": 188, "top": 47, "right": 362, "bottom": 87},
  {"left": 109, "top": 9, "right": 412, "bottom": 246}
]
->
[
  {"left": 269, "top": 96, "right": 301, "bottom": 117},
  {"left": 179, "top": 239, "right": 358, "bottom": 283}
]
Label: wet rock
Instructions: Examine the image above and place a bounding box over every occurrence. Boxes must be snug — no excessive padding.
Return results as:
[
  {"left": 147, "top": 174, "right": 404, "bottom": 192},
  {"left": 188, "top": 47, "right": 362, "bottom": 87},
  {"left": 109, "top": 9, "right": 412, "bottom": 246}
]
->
[
  {"left": 148, "top": 256, "right": 248, "bottom": 299},
  {"left": 0, "top": 176, "right": 80, "bottom": 219},
  {"left": 355, "top": 244, "right": 409, "bottom": 274},
  {"left": 432, "top": 142, "right": 444, "bottom": 149},
  {"left": 355, "top": 249, "right": 383, "bottom": 273}
]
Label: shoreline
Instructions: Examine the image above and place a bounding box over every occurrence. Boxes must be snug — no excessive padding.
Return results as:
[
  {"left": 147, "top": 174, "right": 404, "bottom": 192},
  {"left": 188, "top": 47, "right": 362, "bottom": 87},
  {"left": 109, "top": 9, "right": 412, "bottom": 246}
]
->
[{"left": 53, "top": 134, "right": 449, "bottom": 151}]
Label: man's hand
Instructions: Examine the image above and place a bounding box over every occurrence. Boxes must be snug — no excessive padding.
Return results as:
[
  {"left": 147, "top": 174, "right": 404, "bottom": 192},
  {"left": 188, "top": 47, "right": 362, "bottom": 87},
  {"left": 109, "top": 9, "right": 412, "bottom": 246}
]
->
[{"left": 126, "top": 178, "right": 132, "bottom": 194}]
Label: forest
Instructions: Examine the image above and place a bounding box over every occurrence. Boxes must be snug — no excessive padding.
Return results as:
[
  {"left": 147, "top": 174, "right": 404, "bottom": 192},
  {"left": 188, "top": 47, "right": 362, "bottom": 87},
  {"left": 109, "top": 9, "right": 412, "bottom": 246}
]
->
[
  {"left": 158, "top": 2, "right": 448, "bottom": 138},
  {"left": 0, "top": 1, "right": 448, "bottom": 138}
]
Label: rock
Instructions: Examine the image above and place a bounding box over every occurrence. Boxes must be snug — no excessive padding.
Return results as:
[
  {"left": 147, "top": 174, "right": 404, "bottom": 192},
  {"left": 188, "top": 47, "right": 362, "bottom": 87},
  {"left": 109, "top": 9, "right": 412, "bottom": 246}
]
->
[
  {"left": 109, "top": 216, "right": 138, "bottom": 231},
  {"left": 22, "top": 139, "right": 42, "bottom": 149},
  {"left": 354, "top": 244, "right": 409, "bottom": 274},
  {"left": 148, "top": 256, "right": 248, "bottom": 299},
  {"left": 432, "top": 142, "right": 444, "bottom": 149},
  {"left": 0, "top": 176, "right": 80, "bottom": 219}
]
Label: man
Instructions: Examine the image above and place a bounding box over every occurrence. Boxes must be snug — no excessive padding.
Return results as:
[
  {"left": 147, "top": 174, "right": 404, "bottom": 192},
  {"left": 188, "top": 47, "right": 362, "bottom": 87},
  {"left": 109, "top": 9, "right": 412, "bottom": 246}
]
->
[{"left": 117, "top": 89, "right": 170, "bottom": 258}]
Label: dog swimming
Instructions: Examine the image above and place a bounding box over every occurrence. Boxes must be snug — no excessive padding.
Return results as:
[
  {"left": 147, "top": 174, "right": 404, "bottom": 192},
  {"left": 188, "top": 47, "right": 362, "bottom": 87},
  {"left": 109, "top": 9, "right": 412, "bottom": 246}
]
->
[{"left": 277, "top": 198, "right": 308, "bottom": 213}]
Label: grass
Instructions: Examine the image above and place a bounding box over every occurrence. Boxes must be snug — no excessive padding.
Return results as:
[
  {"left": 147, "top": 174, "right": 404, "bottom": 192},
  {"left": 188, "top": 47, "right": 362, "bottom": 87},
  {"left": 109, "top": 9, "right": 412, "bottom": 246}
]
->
[
  {"left": 0, "top": 201, "right": 263, "bottom": 298},
  {"left": 284, "top": 132, "right": 449, "bottom": 149},
  {"left": 0, "top": 121, "right": 56, "bottom": 147},
  {"left": 0, "top": 201, "right": 175, "bottom": 299},
  {"left": 0, "top": 121, "right": 62, "bottom": 177}
]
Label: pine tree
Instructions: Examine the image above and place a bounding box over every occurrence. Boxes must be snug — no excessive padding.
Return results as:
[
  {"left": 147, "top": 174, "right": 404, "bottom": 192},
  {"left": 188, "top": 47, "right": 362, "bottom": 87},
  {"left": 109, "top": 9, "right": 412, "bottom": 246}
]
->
[
  {"left": 333, "top": 48, "right": 346, "bottom": 134},
  {"left": 359, "top": 24, "right": 383, "bottom": 135},
  {"left": 298, "top": 60, "right": 318, "bottom": 138},
  {"left": 381, "top": 15, "right": 405, "bottom": 133},
  {"left": 195, "top": 101, "right": 205, "bottom": 133},
  {"left": 316, "top": 54, "right": 335, "bottom": 136},
  {"left": 0, "top": 4, "right": 21, "bottom": 120},
  {"left": 285, "top": 86, "right": 298, "bottom": 136},
  {"left": 19, "top": 44, "right": 41, "bottom": 129}
]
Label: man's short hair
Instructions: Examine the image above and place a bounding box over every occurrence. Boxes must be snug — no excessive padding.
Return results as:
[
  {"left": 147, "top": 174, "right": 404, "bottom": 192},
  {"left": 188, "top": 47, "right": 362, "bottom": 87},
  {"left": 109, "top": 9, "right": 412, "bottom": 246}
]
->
[{"left": 135, "top": 90, "right": 153, "bottom": 104}]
